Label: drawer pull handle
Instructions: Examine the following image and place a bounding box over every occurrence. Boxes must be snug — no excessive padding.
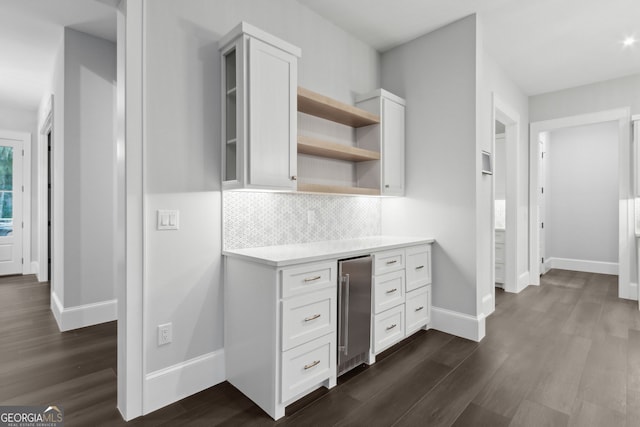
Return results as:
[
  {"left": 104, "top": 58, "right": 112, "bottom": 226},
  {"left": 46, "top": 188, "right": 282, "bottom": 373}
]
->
[
  {"left": 386, "top": 324, "right": 397, "bottom": 331},
  {"left": 415, "top": 306, "right": 424, "bottom": 312},
  {"left": 304, "top": 276, "right": 321, "bottom": 283},
  {"left": 304, "top": 360, "right": 321, "bottom": 370},
  {"left": 416, "top": 265, "right": 424, "bottom": 270},
  {"left": 386, "top": 260, "right": 397, "bottom": 265},
  {"left": 304, "top": 314, "right": 321, "bottom": 322},
  {"left": 386, "top": 288, "right": 398, "bottom": 294}
]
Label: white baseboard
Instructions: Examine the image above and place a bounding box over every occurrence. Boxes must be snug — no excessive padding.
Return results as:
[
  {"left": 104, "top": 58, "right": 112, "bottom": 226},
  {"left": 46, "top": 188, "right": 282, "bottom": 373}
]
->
[
  {"left": 31, "top": 261, "right": 39, "bottom": 277},
  {"left": 517, "top": 271, "right": 530, "bottom": 292},
  {"left": 546, "top": 257, "right": 618, "bottom": 275},
  {"left": 51, "top": 291, "right": 63, "bottom": 331},
  {"left": 481, "top": 294, "right": 493, "bottom": 317},
  {"left": 622, "top": 282, "right": 638, "bottom": 301},
  {"left": 431, "top": 306, "right": 485, "bottom": 342},
  {"left": 143, "top": 349, "right": 226, "bottom": 415},
  {"left": 50, "top": 293, "right": 118, "bottom": 332}
]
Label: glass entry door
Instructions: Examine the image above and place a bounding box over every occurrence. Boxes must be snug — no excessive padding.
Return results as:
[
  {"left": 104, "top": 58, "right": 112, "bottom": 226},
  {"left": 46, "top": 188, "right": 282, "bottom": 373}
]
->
[{"left": 0, "top": 134, "right": 23, "bottom": 276}]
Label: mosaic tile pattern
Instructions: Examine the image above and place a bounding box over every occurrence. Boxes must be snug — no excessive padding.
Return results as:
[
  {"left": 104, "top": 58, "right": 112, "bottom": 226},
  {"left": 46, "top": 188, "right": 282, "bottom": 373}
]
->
[{"left": 223, "top": 192, "right": 381, "bottom": 250}]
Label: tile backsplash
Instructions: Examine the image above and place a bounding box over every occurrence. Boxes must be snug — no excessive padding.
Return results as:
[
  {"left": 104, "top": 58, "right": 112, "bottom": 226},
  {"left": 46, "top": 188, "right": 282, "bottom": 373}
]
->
[{"left": 223, "top": 192, "right": 381, "bottom": 250}]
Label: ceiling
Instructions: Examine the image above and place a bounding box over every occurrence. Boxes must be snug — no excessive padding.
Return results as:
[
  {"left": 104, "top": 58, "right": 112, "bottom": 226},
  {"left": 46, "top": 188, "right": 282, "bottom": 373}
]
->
[
  {"left": 299, "top": 0, "right": 640, "bottom": 95},
  {"left": 0, "top": 0, "right": 639, "bottom": 112},
  {"left": 0, "top": 0, "right": 117, "bottom": 110}
]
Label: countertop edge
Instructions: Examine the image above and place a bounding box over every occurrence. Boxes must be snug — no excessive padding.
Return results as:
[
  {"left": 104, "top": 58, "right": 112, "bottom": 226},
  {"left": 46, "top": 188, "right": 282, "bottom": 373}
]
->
[{"left": 223, "top": 237, "right": 435, "bottom": 267}]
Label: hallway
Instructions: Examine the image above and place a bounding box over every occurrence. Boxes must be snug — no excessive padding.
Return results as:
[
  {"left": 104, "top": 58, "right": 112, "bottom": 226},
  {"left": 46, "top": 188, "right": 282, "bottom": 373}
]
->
[{"left": 0, "top": 270, "right": 637, "bottom": 426}]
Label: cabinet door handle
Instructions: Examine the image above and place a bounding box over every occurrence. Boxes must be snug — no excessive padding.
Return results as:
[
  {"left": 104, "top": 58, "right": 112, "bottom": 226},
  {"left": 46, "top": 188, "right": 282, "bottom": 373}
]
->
[
  {"left": 304, "top": 314, "right": 321, "bottom": 322},
  {"left": 386, "top": 260, "right": 397, "bottom": 265},
  {"left": 415, "top": 306, "right": 424, "bottom": 312},
  {"left": 386, "top": 323, "right": 397, "bottom": 331},
  {"left": 386, "top": 288, "right": 398, "bottom": 294},
  {"left": 415, "top": 265, "right": 424, "bottom": 270},
  {"left": 291, "top": 175, "right": 297, "bottom": 181},
  {"left": 304, "top": 360, "right": 321, "bottom": 370},
  {"left": 304, "top": 276, "right": 321, "bottom": 283},
  {"left": 385, "top": 184, "right": 390, "bottom": 188}
]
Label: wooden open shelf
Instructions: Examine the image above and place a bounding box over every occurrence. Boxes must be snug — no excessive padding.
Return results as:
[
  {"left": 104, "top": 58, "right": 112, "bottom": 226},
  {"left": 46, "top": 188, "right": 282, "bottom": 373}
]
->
[
  {"left": 297, "top": 135, "right": 380, "bottom": 162},
  {"left": 297, "top": 87, "right": 380, "bottom": 128},
  {"left": 297, "top": 182, "right": 381, "bottom": 196}
]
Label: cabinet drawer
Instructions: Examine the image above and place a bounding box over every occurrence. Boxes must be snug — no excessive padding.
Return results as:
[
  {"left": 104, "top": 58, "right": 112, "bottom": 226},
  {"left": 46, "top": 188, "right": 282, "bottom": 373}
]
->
[
  {"left": 282, "top": 261, "right": 336, "bottom": 298},
  {"left": 495, "top": 230, "right": 505, "bottom": 243},
  {"left": 374, "top": 270, "right": 405, "bottom": 314},
  {"left": 373, "top": 304, "right": 405, "bottom": 354},
  {"left": 495, "top": 243, "right": 505, "bottom": 264},
  {"left": 374, "top": 249, "right": 405, "bottom": 275},
  {"left": 281, "top": 289, "right": 336, "bottom": 351},
  {"left": 405, "top": 245, "right": 431, "bottom": 292},
  {"left": 495, "top": 263, "right": 505, "bottom": 283},
  {"left": 281, "top": 333, "right": 335, "bottom": 403},
  {"left": 406, "top": 286, "right": 430, "bottom": 335}
]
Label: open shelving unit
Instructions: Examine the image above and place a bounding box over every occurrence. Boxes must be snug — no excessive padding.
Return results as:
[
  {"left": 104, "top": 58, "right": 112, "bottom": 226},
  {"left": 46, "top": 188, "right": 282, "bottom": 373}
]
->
[
  {"left": 298, "top": 87, "right": 380, "bottom": 127},
  {"left": 297, "top": 135, "right": 380, "bottom": 162},
  {"left": 296, "top": 86, "right": 381, "bottom": 195}
]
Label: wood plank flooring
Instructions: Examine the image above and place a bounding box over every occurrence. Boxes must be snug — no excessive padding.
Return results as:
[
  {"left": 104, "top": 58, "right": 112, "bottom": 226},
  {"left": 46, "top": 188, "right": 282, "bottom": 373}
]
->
[{"left": 1, "top": 269, "right": 638, "bottom": 426}]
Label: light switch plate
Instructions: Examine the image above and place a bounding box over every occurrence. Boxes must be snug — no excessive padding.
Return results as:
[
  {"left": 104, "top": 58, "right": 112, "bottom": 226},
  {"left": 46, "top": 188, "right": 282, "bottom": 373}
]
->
[{"left": 157, "top": 210, "right": 179, "bottom": 230}]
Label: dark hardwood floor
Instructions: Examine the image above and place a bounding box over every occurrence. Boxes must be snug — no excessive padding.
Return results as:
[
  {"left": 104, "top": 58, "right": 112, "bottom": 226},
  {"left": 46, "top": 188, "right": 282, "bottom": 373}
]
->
[{"left": 1, "top": 270, "right": 638, "bottom": 426}]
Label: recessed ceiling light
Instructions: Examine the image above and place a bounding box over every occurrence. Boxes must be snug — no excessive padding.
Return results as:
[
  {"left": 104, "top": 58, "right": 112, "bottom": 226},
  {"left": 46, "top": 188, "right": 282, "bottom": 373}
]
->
[{"left": 623, "top": 36, "right": 636, "bottom": 47}]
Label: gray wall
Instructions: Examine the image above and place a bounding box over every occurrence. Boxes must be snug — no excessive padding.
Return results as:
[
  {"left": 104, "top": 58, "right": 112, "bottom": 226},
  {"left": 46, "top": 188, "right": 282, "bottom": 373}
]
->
[
  {"left": 546, "top": 121, "right": 619, "bottom": 263},
  {"left": 63, "top": 28, "right": 117, "bottom": 307},
  {"left": 530, "top": 73, "right": 640, "bottom": 121},
  {"left": 0, "top": 103, "right": 38, "bottom": 264},
  {"left": 142, "top": 0, "right": 380, "bottom": 373},
  {"left": 380, "top": 15, "right": 478, "bottom": 316}
]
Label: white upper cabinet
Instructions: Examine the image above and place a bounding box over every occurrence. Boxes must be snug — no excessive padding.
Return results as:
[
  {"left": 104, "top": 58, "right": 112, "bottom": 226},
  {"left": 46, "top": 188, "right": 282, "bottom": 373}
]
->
[
  {"left": 220, "top": 23, "right": 300, "bottom": 191},
  {"left": 356, "top": 90, "right": 406, "bottom": 196}
]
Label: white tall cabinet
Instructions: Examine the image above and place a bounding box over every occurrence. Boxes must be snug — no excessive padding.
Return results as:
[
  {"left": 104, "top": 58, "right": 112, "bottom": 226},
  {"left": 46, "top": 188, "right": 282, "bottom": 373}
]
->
[
  {"left": 220, "top": 22, "right": 300, "bottom": 191},
  {"left": 356, "top": 90, "right": 406, "bottom": 196}
]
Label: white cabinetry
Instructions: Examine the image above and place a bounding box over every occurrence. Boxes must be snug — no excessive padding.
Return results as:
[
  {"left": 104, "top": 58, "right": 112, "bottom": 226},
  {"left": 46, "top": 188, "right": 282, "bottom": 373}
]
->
[
  {"left": 224, "top": 258, "right": 337, "bottom": 420},
  {"left": 495, "top": 230, "right": 505, "bottom": 284},
  {"left": 220, "top": 22, "right": 300, "bottom": 191},
  {"left": 356, "top": 90, "right": 406, "bottom": 196},
  {"left": 371, "top": 244, "right": 431, "bottom": 356}
]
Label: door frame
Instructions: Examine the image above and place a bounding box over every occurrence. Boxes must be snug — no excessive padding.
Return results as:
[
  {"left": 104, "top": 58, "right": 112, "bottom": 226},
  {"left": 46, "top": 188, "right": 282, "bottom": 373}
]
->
[
  {"left": 38, "top": 95, "right": 53, "bottom": 283},
  {"left": 529, "top": 108, "right": 633, "bottom": 300},
  {"left": 491, "top": 94, "right": 520, "bottom": 300},
  {"left": 0, "top": 128, "right": 31, "bottom": 276}
]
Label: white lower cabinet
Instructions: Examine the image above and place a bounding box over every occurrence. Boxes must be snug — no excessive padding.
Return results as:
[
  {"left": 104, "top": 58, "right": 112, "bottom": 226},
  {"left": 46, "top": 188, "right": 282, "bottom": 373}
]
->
[
  {"left": 224, "top": 241, "right": 432, "bottom": 421},
  {"left": 373, "top": 304, "right": 405, "bottom": 353},
  {"left": 371, "top": 243, "right": 432, "bottom": 358},
  {"left": 281, "top": 333, "right": 336, "bottom": 402},
  {"left": 224, "top": 257, "right": 337, "bottom": 421},
  {"left": 405, "top": 285, "right": 431, "bottom": 335}
]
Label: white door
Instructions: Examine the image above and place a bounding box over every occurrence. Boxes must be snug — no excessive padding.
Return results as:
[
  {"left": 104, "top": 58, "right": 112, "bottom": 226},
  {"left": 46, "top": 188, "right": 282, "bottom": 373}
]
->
[
  {"left": 539, "top": 139, "right": 546, "bottom": 275},
  {"left": 0, "top": 132, "right": 23, "bottom": 275}
]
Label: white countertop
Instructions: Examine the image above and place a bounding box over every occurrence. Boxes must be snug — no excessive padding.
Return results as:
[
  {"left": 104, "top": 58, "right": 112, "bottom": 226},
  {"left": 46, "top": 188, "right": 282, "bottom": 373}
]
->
[{"left": 223, "top": 235, "right": 435, "bottom": 267}]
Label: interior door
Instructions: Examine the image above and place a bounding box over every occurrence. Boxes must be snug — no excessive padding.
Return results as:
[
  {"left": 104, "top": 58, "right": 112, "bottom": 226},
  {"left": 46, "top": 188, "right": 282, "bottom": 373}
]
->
[
  {"left": 539, "top": 139, "right": 546, "bottom": 275},
  {"left": 0, "top": 133, "right": 22, "bottom": 275}
]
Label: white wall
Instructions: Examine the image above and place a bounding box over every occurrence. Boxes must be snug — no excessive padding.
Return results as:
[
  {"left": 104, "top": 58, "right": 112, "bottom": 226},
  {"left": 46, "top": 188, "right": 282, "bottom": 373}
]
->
[
  {"left": 63, "top": 28, "right": 117, "bottom": 308},
  {"left": 37, "top": 29, "right": 117, "bottom": 330},
  {"left": 136, "top": 0, "right": 380, "bottom": 412},
  {"left": 545, "top": 121, "right": 619, "bottom": 264},
  {"left": 530, "top": 73, "right": 640, "bottom": 121},
  {"left": 380, "top": 16, "right": 479, "bottom": 326},
  {"left": 0, "top": 103, "right": 38, "bottom": 266}
]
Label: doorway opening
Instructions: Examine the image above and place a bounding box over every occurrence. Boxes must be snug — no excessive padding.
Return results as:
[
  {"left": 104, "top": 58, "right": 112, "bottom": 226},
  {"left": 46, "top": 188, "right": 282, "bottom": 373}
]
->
[
  {"left": 529, "top": 109, "right": 634, "bottom": 300},
  {"left": 490, "top": 93, "right": 521, "bottom": 314}
]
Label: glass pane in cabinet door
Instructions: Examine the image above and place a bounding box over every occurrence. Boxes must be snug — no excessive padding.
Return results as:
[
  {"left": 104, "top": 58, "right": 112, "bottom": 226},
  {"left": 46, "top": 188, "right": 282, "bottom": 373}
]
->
[
  {"left": 224, "top": 48, "right": 237, "bottom": 181},
  {"left": 0, "top": 146, "right": 13, "bottom": 236}
]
